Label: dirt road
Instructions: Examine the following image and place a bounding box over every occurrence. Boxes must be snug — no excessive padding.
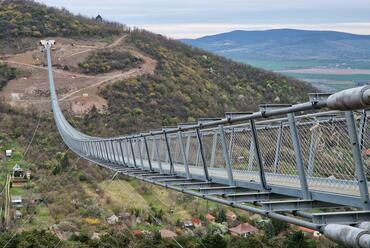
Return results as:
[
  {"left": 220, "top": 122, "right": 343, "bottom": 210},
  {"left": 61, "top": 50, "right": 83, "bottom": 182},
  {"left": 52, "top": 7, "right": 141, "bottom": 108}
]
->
[{"left": 0, "top": 35, "right": 156, "bottom": 115}]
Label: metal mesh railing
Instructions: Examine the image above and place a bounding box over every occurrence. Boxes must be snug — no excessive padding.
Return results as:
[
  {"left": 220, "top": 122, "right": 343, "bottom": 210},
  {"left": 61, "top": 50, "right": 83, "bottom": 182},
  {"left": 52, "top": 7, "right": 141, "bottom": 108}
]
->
[{"left": 361, "top": 110, "right": 370, "bottom": 179}]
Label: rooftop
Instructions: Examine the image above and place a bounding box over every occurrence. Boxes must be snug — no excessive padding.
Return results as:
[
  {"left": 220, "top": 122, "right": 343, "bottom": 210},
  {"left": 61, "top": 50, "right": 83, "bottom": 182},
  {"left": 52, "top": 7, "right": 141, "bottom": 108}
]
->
[
  {"left": 229, "top": 223, "right": 258, "bottom": 235},
  {"left": 160, "top": 229, "right": 177, "bottom": 239}
]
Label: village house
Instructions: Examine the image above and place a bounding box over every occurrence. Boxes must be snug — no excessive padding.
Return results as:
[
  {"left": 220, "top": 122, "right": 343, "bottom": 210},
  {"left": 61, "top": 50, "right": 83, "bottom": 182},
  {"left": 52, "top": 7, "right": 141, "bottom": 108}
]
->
[
  {"left": 5, "top": 149, "right": 12, "bottom": 157},
  {"left": 91, "top": 232, "right": 102, "bottom": 240},
  {"left": 132, "top": 230, "right": 143, "bottom": 236},
  {"left": 229, "top": 223, "right": 258, "bottom": 237},
  {"left": 205, "top": 214, "right": 215, "bottom": 224},
  {"left": 226, "top": 210, "right": 237, "bottom": 222},
  {"left": 192, "top": 218, "right": 202, "bottom": 228},
  {"left": 11, "top": 164, "right": 30, "bottom": 187},
  {"left": 107, "top": 214, "right": 119, "bottom": 225},
  {"left": 181, "top": 220, "right": 194, "bottom": 229},
  {"left": 364, "top": 148, "right": 370, "bottom": 158},
  {"left": 160, "top": 229, "right": 177, "bottom": 239},
  {"left": 11, "top": 195, "right": 23, "bottom": 208},
  {"left": 297, "top": 226, "right": 322, "bottom": 238},
  {"left": 14, "top": 210, "right": 22, "bottom": 219}
]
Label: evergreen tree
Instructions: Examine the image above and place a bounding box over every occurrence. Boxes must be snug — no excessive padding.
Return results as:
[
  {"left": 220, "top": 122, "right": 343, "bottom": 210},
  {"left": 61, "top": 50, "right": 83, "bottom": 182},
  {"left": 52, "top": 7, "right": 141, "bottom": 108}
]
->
[{"left": 284, "top": 231, "right": 316, "bottom": 248}]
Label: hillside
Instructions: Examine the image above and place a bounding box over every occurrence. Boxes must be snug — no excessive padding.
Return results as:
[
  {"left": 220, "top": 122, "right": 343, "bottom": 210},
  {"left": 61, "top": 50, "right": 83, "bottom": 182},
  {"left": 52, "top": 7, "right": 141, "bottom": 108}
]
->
[
  {"left": 0, "top": 0, "right": 124, "bottom": 53},
  {"left": 88, "top": 29, "right": 316, "bottom": 135},
  {"left": 0, "top": 3, "right": 316, "bottom": 136},
  {"left": 0, "top": 1, "right": 325, "bottom": 246},
  {"left": 181, "top": 29, "right": 370, "bottom": 61}
]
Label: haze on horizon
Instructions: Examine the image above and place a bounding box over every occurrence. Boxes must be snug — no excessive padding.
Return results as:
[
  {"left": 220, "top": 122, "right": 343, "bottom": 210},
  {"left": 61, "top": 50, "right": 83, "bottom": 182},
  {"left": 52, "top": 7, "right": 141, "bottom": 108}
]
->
[{"left": 37, "top": 0, "right": 370, "bottom": 38}]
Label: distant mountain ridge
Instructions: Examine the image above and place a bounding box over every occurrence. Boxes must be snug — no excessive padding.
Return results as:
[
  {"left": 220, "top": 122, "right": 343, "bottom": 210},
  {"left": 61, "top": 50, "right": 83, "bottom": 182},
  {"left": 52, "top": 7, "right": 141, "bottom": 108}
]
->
[{"left": 181, "top": 29, "right": 370, "bottom": 61}]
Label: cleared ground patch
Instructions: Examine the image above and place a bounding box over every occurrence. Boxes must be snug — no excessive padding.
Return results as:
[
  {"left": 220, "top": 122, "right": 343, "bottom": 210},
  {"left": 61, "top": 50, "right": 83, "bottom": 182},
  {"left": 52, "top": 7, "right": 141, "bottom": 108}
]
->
[{"left": 0, "top": 35, "right": 156, "bottom": 115}]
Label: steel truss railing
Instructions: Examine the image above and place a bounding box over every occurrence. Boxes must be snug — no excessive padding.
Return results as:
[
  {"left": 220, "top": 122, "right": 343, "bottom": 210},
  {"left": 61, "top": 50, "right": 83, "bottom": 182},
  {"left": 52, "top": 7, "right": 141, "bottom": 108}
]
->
[{"left": 41, "top": 40, "right": 370, "bottom": 247}]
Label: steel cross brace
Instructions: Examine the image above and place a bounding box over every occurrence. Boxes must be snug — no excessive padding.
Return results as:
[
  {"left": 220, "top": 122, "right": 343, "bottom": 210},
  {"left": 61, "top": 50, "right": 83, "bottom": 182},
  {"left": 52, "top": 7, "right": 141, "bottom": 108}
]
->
[
  {"left": 197, "top": 186, "right": 243, "bottom": 195},
  {"left": 260, "top": 199, "right": 342, "bottom": 212},
  {"left": 225, "top": 192, "right": 287, "bottom": 203},
  {"left": 312, "top": 211, "right": 370, "bottom": 225}
]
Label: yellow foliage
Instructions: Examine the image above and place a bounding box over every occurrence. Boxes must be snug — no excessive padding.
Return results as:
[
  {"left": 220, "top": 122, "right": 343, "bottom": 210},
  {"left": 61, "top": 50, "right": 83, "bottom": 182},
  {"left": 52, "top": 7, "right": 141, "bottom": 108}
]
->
[{"left": 84, "top": 217, "right": 101, "bottom": 225}]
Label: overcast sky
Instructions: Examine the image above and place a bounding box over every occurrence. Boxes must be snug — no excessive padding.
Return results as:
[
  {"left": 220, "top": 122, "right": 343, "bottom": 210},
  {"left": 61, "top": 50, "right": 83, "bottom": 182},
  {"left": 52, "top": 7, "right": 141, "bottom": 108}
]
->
[{"left": 37, "top": 0, "right": 370, "bottom": 38}]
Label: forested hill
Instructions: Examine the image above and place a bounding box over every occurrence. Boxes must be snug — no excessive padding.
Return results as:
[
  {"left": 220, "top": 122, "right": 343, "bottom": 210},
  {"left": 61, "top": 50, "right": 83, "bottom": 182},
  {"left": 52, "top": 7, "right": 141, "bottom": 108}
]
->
[
  {"left": 181, "top": 29, "right": 370, "bottom": 61},
  {"left": 0, "top": 0, "right": 316, "bottom": 135}
]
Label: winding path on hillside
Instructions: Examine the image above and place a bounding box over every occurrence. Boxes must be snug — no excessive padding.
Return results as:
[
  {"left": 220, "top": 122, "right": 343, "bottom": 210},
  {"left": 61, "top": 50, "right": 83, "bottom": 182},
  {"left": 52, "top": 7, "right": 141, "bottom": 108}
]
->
[{"left": 1, "top": 34, "right": 156, "bottom": 110}]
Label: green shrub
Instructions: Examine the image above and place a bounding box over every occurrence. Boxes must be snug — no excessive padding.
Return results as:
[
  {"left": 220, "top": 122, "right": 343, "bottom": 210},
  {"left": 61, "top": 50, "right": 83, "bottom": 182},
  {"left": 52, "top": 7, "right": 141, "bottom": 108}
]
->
[
  {"left": 79, "top": 50, "right": 142, "bottom": 74},
  {"left": 0, "top": 0, "right": 123, "bottom": 39},
  {"left": 0, "top": 63, "right": 18, "bottom": 90}
]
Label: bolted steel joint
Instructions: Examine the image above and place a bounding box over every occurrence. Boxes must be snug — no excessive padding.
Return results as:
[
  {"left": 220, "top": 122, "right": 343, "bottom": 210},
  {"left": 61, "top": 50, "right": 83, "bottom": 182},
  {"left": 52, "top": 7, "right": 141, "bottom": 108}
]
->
[
  {"left": 324, "top": 224, "right": 370, "bottom": 248},
  {"left": 327, "top": 86, "right": 370, "bottom": 111}
]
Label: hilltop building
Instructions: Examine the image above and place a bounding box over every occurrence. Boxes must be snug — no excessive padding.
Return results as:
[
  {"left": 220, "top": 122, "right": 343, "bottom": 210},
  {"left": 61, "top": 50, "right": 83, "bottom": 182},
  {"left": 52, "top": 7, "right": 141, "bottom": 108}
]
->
[{"left": 95, "top": 15, "right": 103, "bottom": 22}]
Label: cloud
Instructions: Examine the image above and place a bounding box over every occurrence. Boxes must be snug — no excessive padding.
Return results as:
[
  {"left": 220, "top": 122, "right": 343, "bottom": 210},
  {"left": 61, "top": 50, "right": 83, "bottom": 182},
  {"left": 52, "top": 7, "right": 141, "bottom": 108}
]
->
[
  {"left": 36, "top": 0, "right": 370, "bottom": 38},
  {"left": 140, "top": 23, "right": 370, "bottom": 39}
]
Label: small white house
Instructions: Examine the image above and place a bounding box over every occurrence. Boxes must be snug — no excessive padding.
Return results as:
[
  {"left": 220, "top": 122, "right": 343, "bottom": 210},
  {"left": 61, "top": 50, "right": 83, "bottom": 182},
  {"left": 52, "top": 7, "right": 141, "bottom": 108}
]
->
[
  {"left": 107, "top": 215, "right": 119, "bottom": 225},
  {"left": 14, "top": 210, "right": 22, "bottom": 219},
  {"left": 5, "top": 150, "right": 12, "bottom": 157},
  {"left": 11, "top": 195, "right": 22, "bottom": 208}
]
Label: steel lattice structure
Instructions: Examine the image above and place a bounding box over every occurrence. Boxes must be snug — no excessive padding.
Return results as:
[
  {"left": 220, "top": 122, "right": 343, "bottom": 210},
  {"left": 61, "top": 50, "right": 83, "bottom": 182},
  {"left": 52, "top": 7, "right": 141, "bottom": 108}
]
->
[{"left": 41, "top": 40, "right": 370, "bottom": 247}]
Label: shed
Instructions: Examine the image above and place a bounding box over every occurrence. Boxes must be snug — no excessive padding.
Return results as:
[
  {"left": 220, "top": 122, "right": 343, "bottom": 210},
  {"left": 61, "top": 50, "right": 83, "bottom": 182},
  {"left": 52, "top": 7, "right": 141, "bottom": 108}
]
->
[
  {"left": 5, "top": 150, "right": 12, "bottom": 157},
  {"left": 181, "top": 220, "right": 194, "bottom": 229},
  {"left": 107, "top": 214, "right": 119, "bottom": 225},
  {"left": 95, "top": 15, "right": 103, "bottom": 22},
  {"left": 11, "top": 195, "right": 23, "bottom": 208},
  {"left": 12, "top": 164, "right": 25, "bottom": 178},
  {"left": 14, "top": 210, "right": 22, "bottom": 219}
]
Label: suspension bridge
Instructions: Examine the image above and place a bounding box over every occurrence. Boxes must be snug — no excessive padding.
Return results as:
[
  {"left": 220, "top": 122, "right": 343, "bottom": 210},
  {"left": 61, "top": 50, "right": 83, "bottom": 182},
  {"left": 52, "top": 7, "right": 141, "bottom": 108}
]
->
[{"left": 41, "top": 40, "right": 370, "bottom": 247}]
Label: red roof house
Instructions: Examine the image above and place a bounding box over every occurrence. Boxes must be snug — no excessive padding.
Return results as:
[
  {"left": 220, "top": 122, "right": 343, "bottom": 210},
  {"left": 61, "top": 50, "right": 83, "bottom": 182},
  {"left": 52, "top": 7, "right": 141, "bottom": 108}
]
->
[
  {"left": 297, "top": 226, "right": 322, "bottom": 238},
  {"left": 364, "top": 148, "right": 370, "bottom": 157},
  {"left": 192, "top": 218, "right": 202, "bottom": 228},
  {"left": 226, "top": 211, "right": 237, "bottom": 222},
  {"left": 205, "top": 214, "right": 215, "bottom": 224},
  {"left": 132, "top": 230, "right": 143, "bottom": 236},
  {"left": 229, "top": 223, "right": 258, "bottom": 237}
]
